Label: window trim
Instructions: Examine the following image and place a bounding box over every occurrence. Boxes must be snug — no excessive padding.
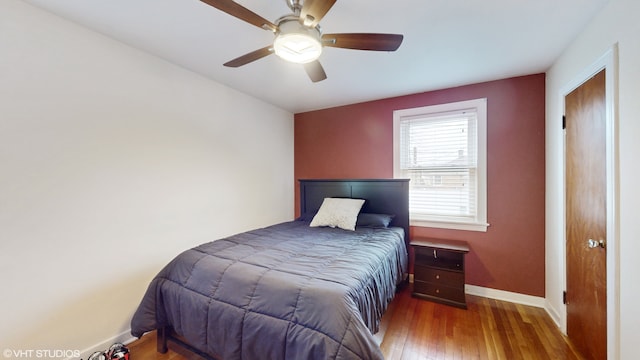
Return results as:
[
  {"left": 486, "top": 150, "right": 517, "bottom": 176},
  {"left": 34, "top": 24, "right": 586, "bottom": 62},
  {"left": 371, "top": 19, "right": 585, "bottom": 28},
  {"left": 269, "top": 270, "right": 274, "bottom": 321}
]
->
[{"left": 393, "top": 98, "right": 489, "bottom": 232}]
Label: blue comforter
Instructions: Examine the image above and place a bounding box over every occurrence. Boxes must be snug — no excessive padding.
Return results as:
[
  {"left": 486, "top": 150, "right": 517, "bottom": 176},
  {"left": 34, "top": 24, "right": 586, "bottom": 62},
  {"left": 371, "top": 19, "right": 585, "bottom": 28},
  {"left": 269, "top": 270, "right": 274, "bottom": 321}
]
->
[{"left": 131, "top": 220, "right": 407, "bottom": 359}]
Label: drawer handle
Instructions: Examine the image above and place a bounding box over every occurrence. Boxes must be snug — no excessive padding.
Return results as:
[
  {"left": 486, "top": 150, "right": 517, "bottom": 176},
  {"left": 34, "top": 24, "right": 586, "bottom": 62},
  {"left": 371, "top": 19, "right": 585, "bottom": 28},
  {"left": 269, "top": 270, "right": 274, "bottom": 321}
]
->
[
  {"left": 436, "top": 289, "right": 440, "bottom": 294},
  {"left": 435, "top": 274, "right": 440, "bottom": 280}
]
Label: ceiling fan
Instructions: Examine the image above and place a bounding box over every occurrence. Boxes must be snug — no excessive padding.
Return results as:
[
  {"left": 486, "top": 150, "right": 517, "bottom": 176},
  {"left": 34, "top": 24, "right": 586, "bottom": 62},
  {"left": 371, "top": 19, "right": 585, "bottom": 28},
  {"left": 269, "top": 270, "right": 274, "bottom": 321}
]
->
[{"left": 200, "top": 0, "right": 404, "bottom": 82}]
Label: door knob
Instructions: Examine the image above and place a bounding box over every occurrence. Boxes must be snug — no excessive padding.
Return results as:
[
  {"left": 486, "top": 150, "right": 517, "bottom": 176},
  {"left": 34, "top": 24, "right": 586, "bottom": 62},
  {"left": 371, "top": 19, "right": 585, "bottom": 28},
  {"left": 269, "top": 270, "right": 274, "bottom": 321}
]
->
[{"left": 587, "top": 238, "right": 605, "bottom": 249}]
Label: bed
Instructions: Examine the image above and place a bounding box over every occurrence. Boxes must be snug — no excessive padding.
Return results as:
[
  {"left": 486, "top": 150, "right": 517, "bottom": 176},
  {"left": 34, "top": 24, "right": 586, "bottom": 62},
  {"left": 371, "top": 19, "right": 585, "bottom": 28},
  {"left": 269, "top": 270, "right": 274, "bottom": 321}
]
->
[{"left": 130, "top": 179, "right": 409, "bottom": 359}]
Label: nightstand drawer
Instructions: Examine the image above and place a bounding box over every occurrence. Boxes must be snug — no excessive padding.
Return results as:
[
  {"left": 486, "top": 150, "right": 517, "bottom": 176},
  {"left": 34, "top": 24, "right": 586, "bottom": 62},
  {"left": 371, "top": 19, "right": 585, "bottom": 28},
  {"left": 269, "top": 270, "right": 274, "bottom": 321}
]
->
[
  {"left": 414, "top": 249, "right": 464, "bottom": 271},
  {"left": 413, "top": 281, "right": 466, "bottom": 304},
  {"left": 414, "top": 265, "right": 464, "bottom": 286}
]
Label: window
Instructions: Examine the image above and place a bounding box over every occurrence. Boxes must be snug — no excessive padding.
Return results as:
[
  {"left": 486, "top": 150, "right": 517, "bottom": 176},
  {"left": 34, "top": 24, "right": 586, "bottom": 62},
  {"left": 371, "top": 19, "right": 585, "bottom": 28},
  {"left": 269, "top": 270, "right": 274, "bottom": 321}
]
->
[{"left": 393, "top": 98, "right": 488, "bottom": 232}]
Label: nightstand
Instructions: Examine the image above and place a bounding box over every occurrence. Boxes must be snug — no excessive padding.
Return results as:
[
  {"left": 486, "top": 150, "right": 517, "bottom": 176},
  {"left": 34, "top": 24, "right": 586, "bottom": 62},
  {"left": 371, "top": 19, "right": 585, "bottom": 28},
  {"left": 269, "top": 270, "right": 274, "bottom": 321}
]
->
[{"left": 411, "top": 238, "right": 470, "bottom": 309}]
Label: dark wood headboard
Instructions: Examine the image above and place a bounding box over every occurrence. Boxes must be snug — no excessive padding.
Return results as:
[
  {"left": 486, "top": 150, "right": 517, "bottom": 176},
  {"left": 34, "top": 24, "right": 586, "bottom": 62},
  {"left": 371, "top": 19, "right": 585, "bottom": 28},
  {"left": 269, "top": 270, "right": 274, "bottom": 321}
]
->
[{"left": 299, "top": 179, "right": 410, "bottom": 246}]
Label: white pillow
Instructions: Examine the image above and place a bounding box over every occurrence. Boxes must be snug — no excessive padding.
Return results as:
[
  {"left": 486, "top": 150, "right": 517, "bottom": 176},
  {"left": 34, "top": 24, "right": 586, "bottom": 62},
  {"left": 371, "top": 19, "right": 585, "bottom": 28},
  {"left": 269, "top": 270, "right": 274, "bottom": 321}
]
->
[{"left": 309, "top": 198, "right": 365, "bottom": 231}]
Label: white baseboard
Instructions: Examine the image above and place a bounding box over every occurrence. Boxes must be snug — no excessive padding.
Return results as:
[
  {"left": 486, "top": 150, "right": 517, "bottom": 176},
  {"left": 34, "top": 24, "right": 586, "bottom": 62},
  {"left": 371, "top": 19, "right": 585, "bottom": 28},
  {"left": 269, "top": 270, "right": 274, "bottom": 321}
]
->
[
  {"left": 465, "top": 284, "right": 546, "bottom": 308},
  {"left": 544, "top": 299, "right": 565, "bottom": 332},
  {"left": 70, "top": 330, "right": 136, "bottom": 360}
]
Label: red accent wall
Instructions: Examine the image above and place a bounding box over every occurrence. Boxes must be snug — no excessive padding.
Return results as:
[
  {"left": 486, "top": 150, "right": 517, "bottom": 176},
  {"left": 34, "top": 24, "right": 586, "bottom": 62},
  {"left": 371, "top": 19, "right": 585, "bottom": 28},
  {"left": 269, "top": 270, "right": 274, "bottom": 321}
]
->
[{"left": 294, "top": 74, "right": 546, "bottom": 297}]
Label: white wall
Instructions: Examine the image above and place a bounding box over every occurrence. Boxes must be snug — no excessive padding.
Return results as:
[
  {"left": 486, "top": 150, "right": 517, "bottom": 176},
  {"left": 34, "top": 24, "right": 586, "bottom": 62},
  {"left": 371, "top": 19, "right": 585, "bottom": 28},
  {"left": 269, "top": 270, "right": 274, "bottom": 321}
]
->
[
  {"left": 545, "top": 0, "right": 640, "bottom": 358},
  {"left": 0, "top": 0, "right": 293, "bottom": 357}
]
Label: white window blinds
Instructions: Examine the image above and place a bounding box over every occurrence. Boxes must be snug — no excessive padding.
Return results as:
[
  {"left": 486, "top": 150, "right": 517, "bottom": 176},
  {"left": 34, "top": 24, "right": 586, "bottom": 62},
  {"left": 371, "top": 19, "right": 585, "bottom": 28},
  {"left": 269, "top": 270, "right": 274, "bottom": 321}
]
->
[{"left": 393, "top": 98, "right": 488, "bottom": 231}]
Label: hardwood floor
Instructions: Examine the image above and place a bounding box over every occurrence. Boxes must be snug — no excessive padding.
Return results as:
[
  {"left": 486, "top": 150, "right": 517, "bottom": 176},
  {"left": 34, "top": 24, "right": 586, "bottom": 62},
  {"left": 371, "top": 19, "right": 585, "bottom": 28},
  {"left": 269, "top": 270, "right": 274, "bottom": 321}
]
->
[{"left": 127, "top": 285, "right": 584, "bottom": 359}]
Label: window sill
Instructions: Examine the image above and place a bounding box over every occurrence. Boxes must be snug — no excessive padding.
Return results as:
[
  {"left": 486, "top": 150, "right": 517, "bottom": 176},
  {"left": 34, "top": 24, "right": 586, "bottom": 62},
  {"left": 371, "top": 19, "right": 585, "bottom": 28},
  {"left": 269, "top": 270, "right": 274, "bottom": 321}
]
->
[{"left": 410, "top": 218, "right": 489, "bottom": 232}]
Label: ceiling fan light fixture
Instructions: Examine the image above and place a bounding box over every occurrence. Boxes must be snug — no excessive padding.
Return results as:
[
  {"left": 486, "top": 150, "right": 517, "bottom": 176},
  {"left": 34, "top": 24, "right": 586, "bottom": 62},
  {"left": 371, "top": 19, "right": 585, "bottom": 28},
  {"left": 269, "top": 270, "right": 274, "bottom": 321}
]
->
[{"left": 273, "top": 19, "right": 322, "bottom": 64}]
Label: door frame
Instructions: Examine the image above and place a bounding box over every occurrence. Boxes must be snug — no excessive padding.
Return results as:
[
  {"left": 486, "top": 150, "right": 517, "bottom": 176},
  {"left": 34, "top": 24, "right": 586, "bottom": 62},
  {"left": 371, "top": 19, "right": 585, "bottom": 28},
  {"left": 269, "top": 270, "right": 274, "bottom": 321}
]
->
[{"left": 559, "top": 44, "right": 619, "bottom": 359}]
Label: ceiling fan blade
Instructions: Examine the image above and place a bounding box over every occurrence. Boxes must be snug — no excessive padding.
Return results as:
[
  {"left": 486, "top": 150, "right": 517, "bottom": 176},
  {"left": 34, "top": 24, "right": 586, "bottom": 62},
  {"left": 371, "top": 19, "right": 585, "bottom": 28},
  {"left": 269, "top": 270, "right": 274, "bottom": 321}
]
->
[
  {"left": 223, "top": 46, "right": 274, "bottom": 67},
  {"left": 200, "top": 0, "right": 278, "bottom": 32},
  {"left": 303, "top": 60, "right": 327, "bottom": 82},
  {"left": 300, "top": 0, "right": 336, "bottom": 27},
  {"left": 322, "top": 33, "right": 404, "bottom": 51}
]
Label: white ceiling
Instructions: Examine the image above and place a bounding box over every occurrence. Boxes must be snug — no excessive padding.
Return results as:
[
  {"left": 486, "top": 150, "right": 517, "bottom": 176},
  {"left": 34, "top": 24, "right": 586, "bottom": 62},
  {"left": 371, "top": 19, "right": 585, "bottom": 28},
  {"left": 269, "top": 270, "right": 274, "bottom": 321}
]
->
[{"left": 23, "top": 0, "right": 608, "bottom": 113}]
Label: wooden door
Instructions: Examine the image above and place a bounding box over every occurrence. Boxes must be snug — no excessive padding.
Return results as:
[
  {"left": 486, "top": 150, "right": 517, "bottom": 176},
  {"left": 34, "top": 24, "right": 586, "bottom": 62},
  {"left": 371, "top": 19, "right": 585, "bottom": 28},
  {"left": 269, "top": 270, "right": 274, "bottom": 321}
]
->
[{"left": 565, "top": 69, "right": 607, "bottom": 360}]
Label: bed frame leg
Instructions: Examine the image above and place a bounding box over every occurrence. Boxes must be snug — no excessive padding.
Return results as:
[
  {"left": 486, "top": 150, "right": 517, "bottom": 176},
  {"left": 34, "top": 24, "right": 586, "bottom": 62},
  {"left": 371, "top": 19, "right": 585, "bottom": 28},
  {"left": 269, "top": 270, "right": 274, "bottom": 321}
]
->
[{"left": 157, "top": 327, "right": 168, "bottom": 353}]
